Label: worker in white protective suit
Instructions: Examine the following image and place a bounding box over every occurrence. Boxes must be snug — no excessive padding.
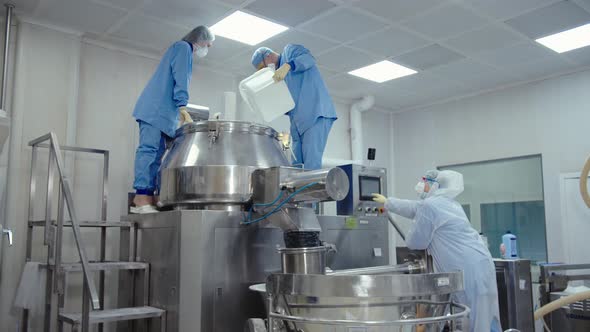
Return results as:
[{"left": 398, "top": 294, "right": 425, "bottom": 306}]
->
[{"left": 373, "top": 170, "right": 501, "bottom": 332}]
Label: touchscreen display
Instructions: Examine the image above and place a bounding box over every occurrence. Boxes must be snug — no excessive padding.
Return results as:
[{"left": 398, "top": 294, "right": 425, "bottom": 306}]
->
[{"left": 359, "top": 176, "right": 380, "bottom": 200}]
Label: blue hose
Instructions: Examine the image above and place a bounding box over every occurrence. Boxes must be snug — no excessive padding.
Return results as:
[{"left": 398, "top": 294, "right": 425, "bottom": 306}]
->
[
  {"left": 244, "top": 190, "right": 284, "bottom": 222},
  {"left": 242, "top": 182, "right": 319, "bottom": 225}
]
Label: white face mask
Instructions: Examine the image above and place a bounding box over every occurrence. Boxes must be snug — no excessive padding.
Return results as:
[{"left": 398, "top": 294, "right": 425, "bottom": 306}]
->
[
  {"left": 266, "top": 63, "right": 276, "bottom": 71},
  {"left": 415, "top": 181, "right": 427, "bottom": 199},
  {"left": 195, "top": 45, "right": 208, "bottom": 58}
]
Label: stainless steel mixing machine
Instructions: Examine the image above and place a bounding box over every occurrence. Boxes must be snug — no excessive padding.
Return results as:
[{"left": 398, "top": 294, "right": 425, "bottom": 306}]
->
[
  {"left": 121, "top": 121, "right": 391, "bottom": 331},
  {"left": 120, "top": 120, "right": 470, "bottom": 332}
]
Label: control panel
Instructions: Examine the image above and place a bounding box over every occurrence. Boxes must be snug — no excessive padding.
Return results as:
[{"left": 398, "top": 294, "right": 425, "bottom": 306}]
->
[{"left": 336, "top": 164, "right": 387, "bottom": 217}]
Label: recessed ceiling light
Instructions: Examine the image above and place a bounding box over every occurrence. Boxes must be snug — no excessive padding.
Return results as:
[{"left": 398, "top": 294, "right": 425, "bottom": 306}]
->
[
  {"left": 210, "top": 11, "right": 289, "bottom": 46},
  {"left": 536, "top": 23, "right": 590, "bottom": 53},
  {"left": 348, "top": 60, "right": 417, "bottom": 83}
]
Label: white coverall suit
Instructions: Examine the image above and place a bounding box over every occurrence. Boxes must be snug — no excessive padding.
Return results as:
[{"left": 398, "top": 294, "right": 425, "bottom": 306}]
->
[{"left": 385, "top": 171, "right": 501, "bottom": 332}]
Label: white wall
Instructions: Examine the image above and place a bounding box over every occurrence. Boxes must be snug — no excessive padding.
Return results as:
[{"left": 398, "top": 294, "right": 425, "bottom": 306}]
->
[
  {"left": 0, "top": 21, "right": 238, "bottom": 330},
  {"left": 392, "top": 68, "right": 590, "bottom": 263},
  {"left": 1, "top": 21, "right": 80, "bottom": 331}
]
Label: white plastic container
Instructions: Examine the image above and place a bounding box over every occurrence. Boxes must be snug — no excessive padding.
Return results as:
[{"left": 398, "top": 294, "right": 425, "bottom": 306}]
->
[
  {"left": 501, "top": 231, "right": 518, "bottom": 259},
  {"left": 239, "top": 67, "right": 295, "bottom": 123}
]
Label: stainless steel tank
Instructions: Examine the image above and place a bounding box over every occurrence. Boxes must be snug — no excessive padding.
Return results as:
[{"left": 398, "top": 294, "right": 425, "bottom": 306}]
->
[
  {"left": 160, "top": 121, "right": 290, "bottom": 207},
  {"left": 249, "top": 271, "right": 470, "bottom": 332},
  {"left": 278, "top": 246, "right": 327, "bottom": 275}
]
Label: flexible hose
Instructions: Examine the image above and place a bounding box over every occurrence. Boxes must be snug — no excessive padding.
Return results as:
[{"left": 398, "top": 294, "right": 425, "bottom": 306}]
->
[
  {"left": 534, "top": 290, "right": 590, "bottom": 321},
  {"left": 386, "top": 211, "right": 406, "bottom": 241},
  {"left": 242, "top": 182, "right": 319, "bottom": 225},
  {"left": 580, "top": 156, "right": 590, "bottom": 209}
]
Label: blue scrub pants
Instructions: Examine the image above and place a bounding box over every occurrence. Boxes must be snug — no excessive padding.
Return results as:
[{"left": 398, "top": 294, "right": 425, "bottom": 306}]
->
[
  {"left": 133, "top": 120, "right": 167, "bottom": 196},
  {"left": 290, "top": 117, "right": 334, "bottom": 170}
]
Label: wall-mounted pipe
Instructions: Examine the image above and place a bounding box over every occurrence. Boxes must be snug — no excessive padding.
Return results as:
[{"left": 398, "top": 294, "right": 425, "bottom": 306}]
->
[
  {"left": 224, "top": 91, "right": 237, "bottom": 120},
  {"left": 0, "top": 3, "right": 14, "bottom": 112},
  {"left": 350, "top": 95, "right": 375, "bottom": 163}
]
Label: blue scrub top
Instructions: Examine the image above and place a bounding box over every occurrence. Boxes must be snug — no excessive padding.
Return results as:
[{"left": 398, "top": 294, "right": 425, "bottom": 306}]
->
[
  {"left": 133, "top": 41, "right": 193, "bottom": 137},
  {"left": 280, "top": 44, "right": 337, "bottom": 134}
]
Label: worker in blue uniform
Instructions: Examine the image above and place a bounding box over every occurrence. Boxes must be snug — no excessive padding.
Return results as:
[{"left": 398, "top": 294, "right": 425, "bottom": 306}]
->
[
  {"left": 251, "top": 45, "right": 337, "bottom": 170},
  {"left": 373, "top": 170, "right": 501, "bottom": 332},
  {"left": 131, "top": 26, "right": 215, "bottom": 214}
]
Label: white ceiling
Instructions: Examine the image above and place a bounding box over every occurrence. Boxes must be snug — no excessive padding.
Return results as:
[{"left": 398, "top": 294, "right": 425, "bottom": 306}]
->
[{"left": 15, "top": 0, "right": 590, "bottom": 112}]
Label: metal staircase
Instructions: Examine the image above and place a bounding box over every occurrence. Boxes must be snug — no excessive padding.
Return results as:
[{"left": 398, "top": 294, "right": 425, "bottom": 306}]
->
[{"left": 22, "top": 133, "right": 165, "bottom": 332}]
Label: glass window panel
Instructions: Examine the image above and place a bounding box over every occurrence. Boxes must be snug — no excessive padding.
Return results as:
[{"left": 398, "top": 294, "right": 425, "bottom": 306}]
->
[{"left": 440, "top": 155, "right": 547, "bottom": 263}]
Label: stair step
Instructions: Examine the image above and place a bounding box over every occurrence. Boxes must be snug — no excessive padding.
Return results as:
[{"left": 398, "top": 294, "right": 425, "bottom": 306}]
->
[
  {"left": 29, "top": 220, "right": 133, "bottom": 228},
  {"left": 59, "top": 306, "right": 164, "bottom": 325},
  {"left": 45, "top": 261, "right": 148, "bottom": 272}
]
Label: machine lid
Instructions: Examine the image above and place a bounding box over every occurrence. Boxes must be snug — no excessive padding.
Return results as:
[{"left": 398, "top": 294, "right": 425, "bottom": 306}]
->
[{"left": 176, "top": 120, "right": 280, "bottom": 139}]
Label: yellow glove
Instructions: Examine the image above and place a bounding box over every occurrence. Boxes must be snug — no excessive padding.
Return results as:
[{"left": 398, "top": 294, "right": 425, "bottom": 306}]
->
[
  {"left": 278, "top": 132, "right": 291, "bottom": 149},
  {"left": 372, "top": 193, "right": 386, "bottom": 204},
  {"left": 273, "top": 63, "right": 291, "bottom": 82},
  {"left": 179, "top": 107, "right": 193, "bottom": 125}
]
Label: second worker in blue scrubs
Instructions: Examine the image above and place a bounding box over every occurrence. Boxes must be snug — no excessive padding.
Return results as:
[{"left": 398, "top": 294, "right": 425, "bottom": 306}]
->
[
  {"left": 131, "top": 26, "right": 215, "bottom": 214},
  {"left": 251, "top": 45, "right": 337, "bottom": 170}
]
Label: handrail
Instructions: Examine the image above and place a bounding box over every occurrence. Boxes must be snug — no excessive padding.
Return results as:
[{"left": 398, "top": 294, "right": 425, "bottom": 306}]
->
[
  {"left": 36, "top": 142, "right": 108, "bottom": 154},
  {"left": 268, "top": 299, "right": 470, "bottom": 327},
  {"left": 28, "top": 133, "right": 100, "bottom": 310}
]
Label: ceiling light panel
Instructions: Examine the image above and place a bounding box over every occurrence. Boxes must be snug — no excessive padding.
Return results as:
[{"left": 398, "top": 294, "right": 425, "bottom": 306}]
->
[
  {"left": 210, "top": 11, "right": 289, "bottom": 45},
  {"left": 536, "top": 23, "right": 590, "bottom": 53},
  {"left": 348, "top": 61, "right": 417, "bottom": 83}
]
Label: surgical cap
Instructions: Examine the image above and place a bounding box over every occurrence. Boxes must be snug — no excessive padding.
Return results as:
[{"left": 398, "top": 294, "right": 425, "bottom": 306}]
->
[
  {"left": 251, "top": 47, "right": 273, "bottom": 68},
  {"left": 424, "top": 170, "right": 439, "bottom": 182},
  {"left": 182, "top": 26, "right": 215, "bottom": 44},
  {"left": 429, "top": 170, "right": 464, "bottom": 198}
]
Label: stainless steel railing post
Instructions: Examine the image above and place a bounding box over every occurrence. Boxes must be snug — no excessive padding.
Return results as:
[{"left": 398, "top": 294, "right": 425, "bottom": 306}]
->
[{"left": 29, "top": 133, "right": 101, "bottom": 310}]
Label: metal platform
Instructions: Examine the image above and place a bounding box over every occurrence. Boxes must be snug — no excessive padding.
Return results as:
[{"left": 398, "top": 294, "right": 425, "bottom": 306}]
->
[
  {"left": 59, "top": 306, "right": 165, "bottom": 326},
  {"left": 46, "top": 261, "right": 149, "bottom": 272},
  {"left": 121, "top": 210, "right": 390, "bottom": 332},
  {"left": 29, "top": 220, "right": 133, "bottom": 228}
]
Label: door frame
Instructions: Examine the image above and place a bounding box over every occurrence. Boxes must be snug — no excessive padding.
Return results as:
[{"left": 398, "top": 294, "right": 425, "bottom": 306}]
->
[{"left": 559, "top": 172, "right": 590, "bottom": 264}]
